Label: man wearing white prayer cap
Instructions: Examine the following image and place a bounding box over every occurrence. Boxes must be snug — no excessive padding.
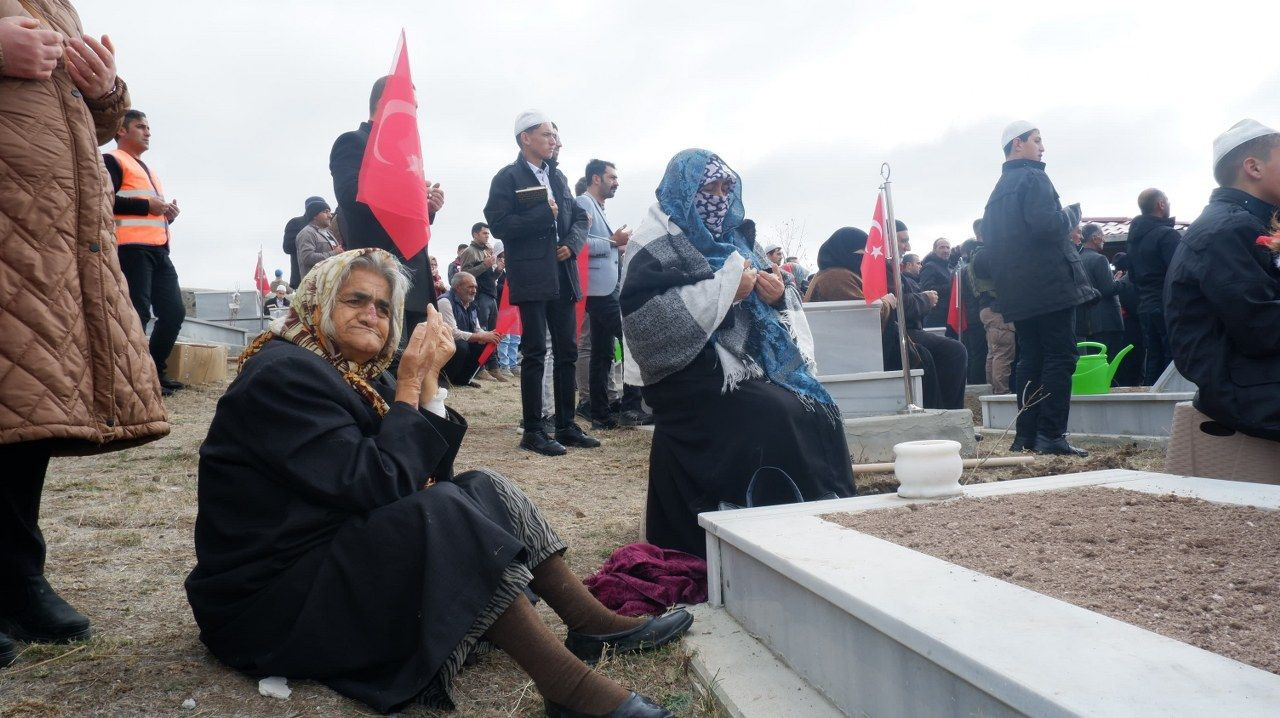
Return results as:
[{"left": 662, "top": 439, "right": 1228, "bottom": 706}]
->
[
  {"left": 980, "top": 121, "right": 1097, "bottom": 457},
  {"left": 483, "top": 111, "right": 596, "bottom": 456},
  {"left": 1165, "top": 119, "right": 1280, "bottom": 442}
]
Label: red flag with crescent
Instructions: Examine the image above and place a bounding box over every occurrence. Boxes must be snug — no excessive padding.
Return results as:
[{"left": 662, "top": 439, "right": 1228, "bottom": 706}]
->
[
  {"left": 946, "top": 268, "right": 967, "bottom": 333},
  {"left": 358, "top": 31, "right": 430, "bottom": 259},
  {"left": 254, "top": 249, "right": 270, "bottom": 297},
  {"left": 861, "top": 193, "right": 889, "bottom": 304}
]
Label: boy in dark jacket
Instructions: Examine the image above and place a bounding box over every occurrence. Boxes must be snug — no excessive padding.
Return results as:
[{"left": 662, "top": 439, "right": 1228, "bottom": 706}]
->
[
  {"left": 981, "top": 121, "right": 1097, "bottom": 456},
  {"left": 1166, "top": 119, "right": 1280, "bottom": 442}
]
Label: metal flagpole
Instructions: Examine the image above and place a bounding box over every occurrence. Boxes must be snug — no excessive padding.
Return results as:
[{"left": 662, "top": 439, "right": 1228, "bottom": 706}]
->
[{"left": 880, "top": 163, "right": 920, "bottom": 412}]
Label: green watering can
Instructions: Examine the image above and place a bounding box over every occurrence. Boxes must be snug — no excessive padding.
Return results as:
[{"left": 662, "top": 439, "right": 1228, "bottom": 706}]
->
[{"left": 1072, "top": 342, "right": 1134, "bottom": 395}]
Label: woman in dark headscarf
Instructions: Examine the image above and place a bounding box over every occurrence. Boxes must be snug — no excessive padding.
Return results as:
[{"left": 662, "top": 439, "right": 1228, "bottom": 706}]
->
[
  {"left": 187, "top": 249, "right": 687, "bottom": 718},
  {"left": 619, "top": 150, "right": 856, "bottom": 557},
  {"left": 804, "top": 227, "right": 948, "bottom": 408}
]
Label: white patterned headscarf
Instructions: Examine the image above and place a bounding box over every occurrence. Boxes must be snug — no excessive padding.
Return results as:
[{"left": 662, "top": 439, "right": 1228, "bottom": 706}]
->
[{"left": 694, "top": 156, "right": 737, "bottom": 238}]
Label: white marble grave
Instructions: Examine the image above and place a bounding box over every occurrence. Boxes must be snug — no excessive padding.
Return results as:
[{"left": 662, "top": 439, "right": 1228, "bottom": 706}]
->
[{"left": 692, "top": 470, "right": 1280, "bottom": 717}]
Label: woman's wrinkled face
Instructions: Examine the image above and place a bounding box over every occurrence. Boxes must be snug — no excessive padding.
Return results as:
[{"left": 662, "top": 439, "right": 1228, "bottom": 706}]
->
[{"left": 332, "top": 267, "right": 392, "bottom": 364}]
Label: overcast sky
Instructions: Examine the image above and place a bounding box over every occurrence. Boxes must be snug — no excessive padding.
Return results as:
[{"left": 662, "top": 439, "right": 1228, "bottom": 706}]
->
[{"left": 75, "top": 0, "right": 1279, "bottom": 290}]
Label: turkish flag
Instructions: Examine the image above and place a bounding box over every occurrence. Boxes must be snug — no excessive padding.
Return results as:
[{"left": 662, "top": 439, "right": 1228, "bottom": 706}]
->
[
  {"left": 946, "top": 269, "right": 968, "bottom": 333},
  {"left": 254, "top": 249, "right": 270, "bottom": 297},
  {"left": 358, "top": 31, "right": 431, "bottom": 260},
  {"left": 575, "top": 247, "right": 591, "bottom": 341},
  {"left": 478, "top": 280, "right": 521, "bottom": 366},
  {"left": 861, "top": 193, "right": 889, "bottom": 304}
]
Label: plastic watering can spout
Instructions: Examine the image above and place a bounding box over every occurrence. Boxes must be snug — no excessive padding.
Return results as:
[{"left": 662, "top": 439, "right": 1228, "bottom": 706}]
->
[{"left": 1106, "top": 344, "right": 1134, "bottom": 384}]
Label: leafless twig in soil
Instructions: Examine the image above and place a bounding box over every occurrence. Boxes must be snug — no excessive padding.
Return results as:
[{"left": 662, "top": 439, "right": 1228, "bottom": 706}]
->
[{"left": 961, "top": 385, "right": 1047, "bottom": 485}]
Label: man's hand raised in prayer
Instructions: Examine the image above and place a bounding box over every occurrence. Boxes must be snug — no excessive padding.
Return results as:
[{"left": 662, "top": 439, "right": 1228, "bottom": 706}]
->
[
  {"left": 611, "top": 224, "right": 632, "bottom": 248},
  {"left": 427, "top": 182, "right": 444, "bottom": 214},
  {"left": 0, "top": 17, "right": 62, "bottom": 80},
  {"left": 754, "top": 267, "right": 785, "bottom": 305}
]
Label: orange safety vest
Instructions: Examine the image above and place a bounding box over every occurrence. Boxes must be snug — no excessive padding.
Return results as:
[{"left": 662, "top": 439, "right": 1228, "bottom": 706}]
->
[{"left": 109, "top": 149, "right": 169, "bottom": 247}]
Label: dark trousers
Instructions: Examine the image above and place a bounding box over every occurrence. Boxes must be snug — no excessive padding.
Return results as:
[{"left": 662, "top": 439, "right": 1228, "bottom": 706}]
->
[
  {"left": 1117, "top": 316, "right": 1144, "bottom": 387},
  {"left": 962, "top": 324, "right": 987, "bottom": 384},
  {"left": 118, "top": 245, "right": 184, "bottom": 376},
  {"left": 517, "top": 297, "right": 578, "bottom": 431},
  {"left": 1139, "top": 310, "right": 1171, "bottom": 386},
  {"left": 1013, "top": 307, "right": 1078, "bottom": 440},
  {"left": 474, "top": 294, "right": 500, "bottom": 370},
  {"left": 0, "top": 443, "right": 52, "bottom": 580},
  {"left": 585, "top": 294, "right": 641, "bottom": 419},
  {"left": 908, "top": 329, "right": 968, "bottom": 410},
  {"left": 444, "top": 339, "right": 485, "bottom": 386},
  {"left": 1086, "top": 330, "right": 1129, "bottom": 387}
]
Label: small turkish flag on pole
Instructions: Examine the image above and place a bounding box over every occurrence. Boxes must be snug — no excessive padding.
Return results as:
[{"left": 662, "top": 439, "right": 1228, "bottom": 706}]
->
[
  {"left": 358, "top": 30, "right": 431, "bottom": 260},
  {"left": 946, "top": 268, "right": 968, "bottom": 333},
  {"left": 254, "top": 249, "right": 270, "bottom": 297},
  {"left": 478, "top": 280, "right": 521, "bottom": 367},
  {"left": 861, "top": 193, "right": 890, "bottom": 304}
]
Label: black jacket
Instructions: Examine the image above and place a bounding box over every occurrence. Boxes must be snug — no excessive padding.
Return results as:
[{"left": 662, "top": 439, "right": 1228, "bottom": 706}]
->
[
  {"left": 980, "top": 159, "right": 1097, "bottom": 322},
  {"left": 1127, "top": 214, "right": 1181, "bottom": 315},
  {"left": 282, "top": 215, "right": 307, "bottom": 289},
  {"left": 1076, "top": 247, "right": 1123, "bottom": 335},
  {"left": 330, "top": 122, "right": 438, "bottom": 313},
  {"left": 918, "top": 253, "right": 952, "bottom": 328},
  {"left": 483, "top": 154, "right": 587, "bottom": 305},
  {"left": 1166, "top": 187, "right": 1280, "bottom": 440}
]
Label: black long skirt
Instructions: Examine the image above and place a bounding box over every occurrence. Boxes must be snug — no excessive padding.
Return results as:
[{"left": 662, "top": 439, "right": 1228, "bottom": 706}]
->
[{"left": 641, "top": 344, "right": 857, "bottom": 558}]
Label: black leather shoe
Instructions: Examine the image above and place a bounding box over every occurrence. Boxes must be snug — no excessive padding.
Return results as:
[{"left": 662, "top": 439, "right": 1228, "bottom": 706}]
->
[
  {"left": 0, "top": 576, "right": 91, "bottom": 644},
  {"left": 1034, "top": 435, "right": 1089, "bottom": 457},
  {"left": 619, "top": 409, "right": 654, "bottom": 427},
  {"left": 159, "top": 375, "right": 185, "bottom": 391},
  {"left": 545, "top": 692, "right": 673, "bottom": 718},
  {"left": 1009, "top": 435, "right": 1035, "bottom": 452},
  {"left": 565, "top": 608, "right": 694, "bottom": 664},
  {"left": 0, "top": 630, "right": 16, "bottom": 668},
  {"left": 591, "top": 416, "right": 620, "bottom": 430},
  {"left": 556, "top": 424, "right": 601, "bottom": 449},
  {"left": 520, "top": 430, "right": 567, "bottom": 457},
  {"left": 576, "top": 401, "right": 593, "bottom": 422}
]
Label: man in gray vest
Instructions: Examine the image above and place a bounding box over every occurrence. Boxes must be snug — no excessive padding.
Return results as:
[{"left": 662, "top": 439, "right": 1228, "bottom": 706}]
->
[{"left": 575, "top": 159, "right": 648, "bottom": 428}]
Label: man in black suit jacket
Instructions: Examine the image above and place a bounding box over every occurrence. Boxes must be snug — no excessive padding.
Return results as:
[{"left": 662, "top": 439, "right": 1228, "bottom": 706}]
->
[
  {"left": 483, "top": 110, "right": 596, "bottom": 456},
  {"left": 329, "top": 76, "right": 444, "bottom": 348}
]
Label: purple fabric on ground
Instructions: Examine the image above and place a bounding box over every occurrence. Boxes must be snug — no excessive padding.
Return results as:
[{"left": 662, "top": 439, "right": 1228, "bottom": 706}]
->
[{"left": 584, "top": 543, "right": 708, "bottom": 616}]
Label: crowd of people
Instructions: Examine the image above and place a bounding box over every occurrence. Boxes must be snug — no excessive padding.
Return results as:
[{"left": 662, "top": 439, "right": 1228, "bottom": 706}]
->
[{"left": 3, "top": 3, "right": 1279, "bottom": 715}]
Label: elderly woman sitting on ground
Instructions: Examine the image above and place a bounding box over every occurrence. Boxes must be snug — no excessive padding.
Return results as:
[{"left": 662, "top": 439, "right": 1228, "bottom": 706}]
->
[
  {"left": 619, "top": 150, "right": 857, "bottom": 557},
  {"left": 185, "top": 249, "right": 689, "bottom": 717}
]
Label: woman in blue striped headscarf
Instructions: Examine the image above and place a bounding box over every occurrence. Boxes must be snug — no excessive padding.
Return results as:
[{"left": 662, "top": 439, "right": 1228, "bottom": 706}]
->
[{"left": 620, "top": 149, "right": 857, "bottom": 557}]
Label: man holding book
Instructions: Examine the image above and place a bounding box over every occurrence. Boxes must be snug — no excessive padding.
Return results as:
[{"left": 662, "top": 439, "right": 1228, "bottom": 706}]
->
[{"left": 484, "top": 111, "right": 598, "bottom": 456}]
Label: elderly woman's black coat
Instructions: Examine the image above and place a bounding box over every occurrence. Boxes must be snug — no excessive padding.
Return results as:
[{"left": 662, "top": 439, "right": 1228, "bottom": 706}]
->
[{"left": 185, "top": 339, "right": 527, "bottom": 711}]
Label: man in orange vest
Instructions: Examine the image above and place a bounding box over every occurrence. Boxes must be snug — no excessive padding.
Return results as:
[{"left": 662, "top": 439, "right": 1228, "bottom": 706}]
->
[{"left": 104, "top": 109, "right": 185, "bottom": 395}]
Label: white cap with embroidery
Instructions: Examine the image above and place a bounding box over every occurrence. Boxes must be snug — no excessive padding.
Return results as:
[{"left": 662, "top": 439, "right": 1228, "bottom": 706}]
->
[
  {"left": 1001, "top": 120, "right": 1038, "bottom": 149},
  {"left": 1212, "top": 118, "right": 1279, "bottom": 169},
  {"left": 514, "top": 110, "right": 551, "bottom": 137}
]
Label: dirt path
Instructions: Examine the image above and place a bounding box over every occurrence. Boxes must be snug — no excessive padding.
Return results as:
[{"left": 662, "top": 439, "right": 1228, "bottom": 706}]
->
[{"left": 0, "top": 375, "right": 1165, "bottom": 716}]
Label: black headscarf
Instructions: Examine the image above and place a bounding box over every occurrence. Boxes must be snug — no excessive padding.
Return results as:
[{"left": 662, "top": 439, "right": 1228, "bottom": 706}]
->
[{"left": 816, "top": 227, "right": 868, "bottom": 275}]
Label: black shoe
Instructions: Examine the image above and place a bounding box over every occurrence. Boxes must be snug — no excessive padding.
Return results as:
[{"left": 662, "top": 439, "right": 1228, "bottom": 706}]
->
[
  {"left": 565, "top": 609, "right": 694, "bottom": 664},
  {"left": 576, "top": 400, "right": 593, "bottom": 422},
  {"left": 0, "top": 630, "right": 16, "bottom": 668},
  {"left": 619, "top": 409, "right": 654, "bottom": 427},
  {"left": 161, "top": 386, "right": 176, "bottom": 397},
  {"left": 556, "top": 424, "right": 601, "bottom": 449},
  {"left": 1033, "top": 435, "right": 1089, "bottom": 457},
  {"left": 1009, "top": 435, "right": 1035, "bottom": 452},
  {"left": 520, "top": 430, "right": 567, "bottom": 457},
  {"left": 591, "top": 416, "right": 621, "bottom": 431},
  {"left": 0, "top": 576, "right": 91, "bottom": 644},
  {"left": 159, "top": 375, "right": 185, "bottom": 391},
  {"left": 545, "top": 692, "right": 673, "bottom": 718}
]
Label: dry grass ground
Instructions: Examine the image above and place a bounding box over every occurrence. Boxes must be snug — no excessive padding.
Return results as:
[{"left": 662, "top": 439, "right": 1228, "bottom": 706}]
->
[{"left": 0, "top": 374, "right": 1165, "bottom": 717}]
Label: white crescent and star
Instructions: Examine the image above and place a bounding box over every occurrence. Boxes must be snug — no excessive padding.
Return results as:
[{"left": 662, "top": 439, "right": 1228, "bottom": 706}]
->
[{"left": 372, "top": 98, "right": 420, "bottom": 169}]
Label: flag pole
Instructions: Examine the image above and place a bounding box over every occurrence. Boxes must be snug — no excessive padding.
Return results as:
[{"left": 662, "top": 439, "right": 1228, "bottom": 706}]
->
[{"left": 880, "top": 163, "right": 919, "bottom": 412}]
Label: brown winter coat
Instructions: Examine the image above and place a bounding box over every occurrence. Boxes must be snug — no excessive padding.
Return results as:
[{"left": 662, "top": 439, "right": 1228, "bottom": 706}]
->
[{"left": 0, "top": 0, "right": 169, "bottom": 454}]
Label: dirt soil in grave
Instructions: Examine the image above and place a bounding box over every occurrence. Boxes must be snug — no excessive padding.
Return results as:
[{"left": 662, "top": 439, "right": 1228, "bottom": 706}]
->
[{"left": 825, "top": 487, "right": 1280, "bottom": 675}]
